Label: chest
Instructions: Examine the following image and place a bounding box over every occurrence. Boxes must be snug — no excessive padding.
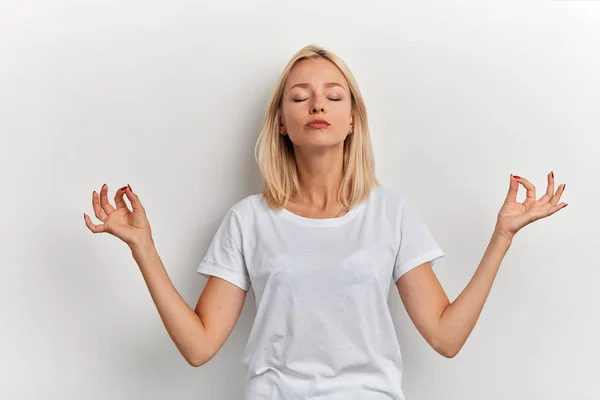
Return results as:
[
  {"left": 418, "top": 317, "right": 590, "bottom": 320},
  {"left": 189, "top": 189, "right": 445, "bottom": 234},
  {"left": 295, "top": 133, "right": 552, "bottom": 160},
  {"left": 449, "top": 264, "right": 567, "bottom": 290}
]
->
[{"left": 244, "top": 220, "right": 398, "bottom": 300}]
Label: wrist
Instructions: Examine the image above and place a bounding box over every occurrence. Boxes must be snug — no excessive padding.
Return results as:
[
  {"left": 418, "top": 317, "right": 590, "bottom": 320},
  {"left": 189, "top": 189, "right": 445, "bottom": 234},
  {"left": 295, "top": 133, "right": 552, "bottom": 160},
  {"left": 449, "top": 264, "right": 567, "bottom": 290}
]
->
[
  {"left": 492, "top": 226, "right": 514, "bottom": 244},
  {"left": 130, "top": 235, "right": 155, "bottom": 253}
]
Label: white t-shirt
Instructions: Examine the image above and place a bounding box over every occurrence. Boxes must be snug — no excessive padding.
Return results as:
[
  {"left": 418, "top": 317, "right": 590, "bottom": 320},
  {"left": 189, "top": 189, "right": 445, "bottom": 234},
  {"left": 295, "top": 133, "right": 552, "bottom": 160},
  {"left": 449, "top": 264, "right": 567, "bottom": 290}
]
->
[{"left": 198, "top": 185, "right": 445, "bottom": 399}]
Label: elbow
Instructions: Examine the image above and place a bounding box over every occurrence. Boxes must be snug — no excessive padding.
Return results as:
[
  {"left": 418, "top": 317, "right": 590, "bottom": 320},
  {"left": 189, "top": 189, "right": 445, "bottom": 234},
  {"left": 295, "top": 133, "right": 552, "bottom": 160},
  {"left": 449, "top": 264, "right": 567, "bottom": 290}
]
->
[
  {"left": 188, "top": 359, "right": 205, "bottom": 368},
  {"left": 187, "top": 353, "right": 211, "bottom": 367},
  {"left": 187, "top": 329, "right": 217, "bottom": 367},
  {"left": 187, "top": 356, "right": 204, "bottom": 368},
  {"left": 437, "top": 345, "right": 459, "bottom": 359},
  {"left": 186, "top": 347, "right": 215, "bottom": 368},
  {"left": 432, "top": 337, "right": 461, "bottom": 359}
]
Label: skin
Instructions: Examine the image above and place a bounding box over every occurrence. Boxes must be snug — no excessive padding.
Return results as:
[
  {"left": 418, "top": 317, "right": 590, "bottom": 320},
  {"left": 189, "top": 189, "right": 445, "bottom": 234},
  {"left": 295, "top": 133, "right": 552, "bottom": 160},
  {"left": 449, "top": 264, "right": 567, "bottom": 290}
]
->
[
  {"left": 279, "top": 57, "right": 355, "bottom": 218},
  {"left": 278, "top": 58, "right": 569, "bottom": 358},
  {"left": 84, "top": 58, "right": 568, "bottom": 364},
  {"left": 399, "top": 172, "right": 567, "bottom": 357}
]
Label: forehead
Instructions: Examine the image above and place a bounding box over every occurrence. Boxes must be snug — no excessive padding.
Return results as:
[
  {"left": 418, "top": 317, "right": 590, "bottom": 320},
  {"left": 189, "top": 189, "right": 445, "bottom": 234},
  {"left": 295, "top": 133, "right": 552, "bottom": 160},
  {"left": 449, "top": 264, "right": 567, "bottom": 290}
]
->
[{"left": 285, "top": 58, "right": 348, "bottom": 91}]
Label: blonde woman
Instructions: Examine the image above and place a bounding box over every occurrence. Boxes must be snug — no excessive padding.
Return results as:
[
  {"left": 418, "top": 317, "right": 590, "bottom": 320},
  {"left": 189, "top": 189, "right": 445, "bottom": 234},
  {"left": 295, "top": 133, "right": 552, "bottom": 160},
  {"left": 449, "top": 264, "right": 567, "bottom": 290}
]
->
[{"left": 84, "top": 44, "right": 568, "bottom": 399}]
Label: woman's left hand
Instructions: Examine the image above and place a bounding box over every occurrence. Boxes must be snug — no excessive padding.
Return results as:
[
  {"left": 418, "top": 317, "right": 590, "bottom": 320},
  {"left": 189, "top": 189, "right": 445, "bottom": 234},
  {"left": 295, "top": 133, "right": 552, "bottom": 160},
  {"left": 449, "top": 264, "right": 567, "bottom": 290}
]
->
[{"left": 495, "top": 171, "right": 568, "bottom": 239}]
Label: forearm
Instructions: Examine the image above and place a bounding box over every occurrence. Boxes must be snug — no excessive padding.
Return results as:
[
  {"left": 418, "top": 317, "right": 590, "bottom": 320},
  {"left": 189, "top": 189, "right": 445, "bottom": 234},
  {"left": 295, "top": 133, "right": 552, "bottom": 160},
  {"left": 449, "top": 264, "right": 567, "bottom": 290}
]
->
[
  {"left": 130, "top": 237, "right": 212, "bottom": 367},
  {"left": 436, "top": 229, "right": 513, "bottom": 357}
]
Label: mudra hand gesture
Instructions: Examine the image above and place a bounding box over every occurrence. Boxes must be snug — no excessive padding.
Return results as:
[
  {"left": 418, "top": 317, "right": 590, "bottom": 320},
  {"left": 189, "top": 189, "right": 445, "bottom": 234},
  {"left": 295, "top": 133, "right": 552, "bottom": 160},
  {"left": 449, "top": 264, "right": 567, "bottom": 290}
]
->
[
  {"left": 83, "top": 184, "right": 153, "bottom": 248},
  {"left": 495, "top": 171, "right": 567, "bottom": 240}
]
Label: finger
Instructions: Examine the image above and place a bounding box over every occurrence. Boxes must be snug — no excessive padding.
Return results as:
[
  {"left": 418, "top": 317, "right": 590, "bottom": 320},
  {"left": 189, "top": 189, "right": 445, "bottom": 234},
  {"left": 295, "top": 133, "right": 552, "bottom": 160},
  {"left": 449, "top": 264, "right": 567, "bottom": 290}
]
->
[
  {"left": 99, "top": 184, "right": 116, "bottom": 214},
  {"left": 547, "top": 202, "right": 568, "bottom": 216},
  {"left": 550, "top": 183, "right": 566, "bottom": 206},
  {"left": 543, "top": 171, "right": 555, "bottom": 201},
  {"left": 84, "top": 213, "right": 105, "bottom": 233},
  {"left": 92, "top": 190, "right": 108, "bottom": 222},
  {"left": 124, "top": 185, "right": 145, "bottom": 213},
  {"left": 114, "top": 186, "right": 130, "bottom": 210},
  {"left": 505, "top": 174, "right": 520, "bottom": 203},
  {"left": 513, "top": 175, "right": 536, "bottom": 200}
]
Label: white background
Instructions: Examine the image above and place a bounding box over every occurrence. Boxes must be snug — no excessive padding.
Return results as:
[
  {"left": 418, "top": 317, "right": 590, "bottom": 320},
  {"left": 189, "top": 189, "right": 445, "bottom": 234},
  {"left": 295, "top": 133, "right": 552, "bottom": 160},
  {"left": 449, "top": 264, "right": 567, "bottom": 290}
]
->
[{"left": 1, "top": 0, "right": 599, "bottom": 399}]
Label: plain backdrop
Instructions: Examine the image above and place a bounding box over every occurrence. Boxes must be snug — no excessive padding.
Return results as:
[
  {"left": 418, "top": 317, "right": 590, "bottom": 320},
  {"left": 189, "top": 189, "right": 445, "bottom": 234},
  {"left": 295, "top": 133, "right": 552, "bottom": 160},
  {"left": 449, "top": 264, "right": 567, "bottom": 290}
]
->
[{"left": 1, "top": 0, "right": 599, "bottom": 399}]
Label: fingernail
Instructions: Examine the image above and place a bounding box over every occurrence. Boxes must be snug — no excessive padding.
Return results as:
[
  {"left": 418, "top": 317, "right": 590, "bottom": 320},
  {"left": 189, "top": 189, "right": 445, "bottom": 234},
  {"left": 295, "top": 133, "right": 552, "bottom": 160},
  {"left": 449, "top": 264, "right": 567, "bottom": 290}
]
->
[
  {"left": 128, "top": 184, "right": 132, "bottom": 192},
  {"left": 564, "top": 203, "right": 568, "bottom": 208},
  {"left": 513, "top": 175, "right": 521, "bottom": 179},
  {"left": 120, "top": 186, "right": 128, "bottom": 191},
  {"left": 564, "top": 184, "right": 566, "bottom": 190},
  {"left": 551, "top": 171, "right": 554, "bottom": 179}
]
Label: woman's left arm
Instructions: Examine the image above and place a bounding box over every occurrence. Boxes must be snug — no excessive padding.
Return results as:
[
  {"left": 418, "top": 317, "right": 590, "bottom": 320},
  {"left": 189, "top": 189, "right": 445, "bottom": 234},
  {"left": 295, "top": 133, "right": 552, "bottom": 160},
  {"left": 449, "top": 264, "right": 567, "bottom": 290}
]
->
[{"left": 396, "top": 171, "right": 568, "bottom": 358}]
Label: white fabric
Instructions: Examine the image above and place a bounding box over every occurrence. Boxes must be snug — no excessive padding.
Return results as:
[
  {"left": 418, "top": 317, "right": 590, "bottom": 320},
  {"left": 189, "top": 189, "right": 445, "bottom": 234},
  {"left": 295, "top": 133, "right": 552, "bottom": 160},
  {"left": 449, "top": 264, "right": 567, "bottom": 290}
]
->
[{"left": 198, "top": 185, "right": 445, "bottom": 399}]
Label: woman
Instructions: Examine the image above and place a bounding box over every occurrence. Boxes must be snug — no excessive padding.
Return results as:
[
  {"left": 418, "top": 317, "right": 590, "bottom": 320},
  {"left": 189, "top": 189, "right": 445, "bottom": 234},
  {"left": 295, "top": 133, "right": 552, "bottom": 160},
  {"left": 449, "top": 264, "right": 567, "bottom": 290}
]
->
[{"left": 84, "top": 44, "right": 567, "bottom": 399}]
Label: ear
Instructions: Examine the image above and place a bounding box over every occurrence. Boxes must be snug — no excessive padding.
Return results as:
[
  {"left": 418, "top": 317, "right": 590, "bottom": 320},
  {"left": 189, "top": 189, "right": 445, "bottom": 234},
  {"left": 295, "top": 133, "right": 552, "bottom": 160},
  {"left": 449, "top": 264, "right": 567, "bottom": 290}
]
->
[{"left": 279, "top": 116, "right": 286, "bottom": 134}]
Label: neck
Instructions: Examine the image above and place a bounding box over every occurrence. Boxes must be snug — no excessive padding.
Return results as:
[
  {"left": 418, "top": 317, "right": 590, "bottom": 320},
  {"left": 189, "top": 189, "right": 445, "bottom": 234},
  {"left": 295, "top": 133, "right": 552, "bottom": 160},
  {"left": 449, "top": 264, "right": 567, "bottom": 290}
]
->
[{"left": 292, "top": 146, "right": 345, "bottom": 209}]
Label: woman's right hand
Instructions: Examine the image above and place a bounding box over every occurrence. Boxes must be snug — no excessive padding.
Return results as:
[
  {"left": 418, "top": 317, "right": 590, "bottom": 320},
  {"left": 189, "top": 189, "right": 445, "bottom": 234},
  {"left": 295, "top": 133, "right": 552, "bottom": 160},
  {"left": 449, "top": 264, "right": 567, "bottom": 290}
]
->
[{"left": 84, "top": 184, "right": 153, "bottom": 248}]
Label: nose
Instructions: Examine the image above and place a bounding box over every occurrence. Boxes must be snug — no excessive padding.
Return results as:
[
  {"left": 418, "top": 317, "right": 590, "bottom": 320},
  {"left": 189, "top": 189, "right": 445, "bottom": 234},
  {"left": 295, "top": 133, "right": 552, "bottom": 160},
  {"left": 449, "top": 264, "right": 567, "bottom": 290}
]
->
[{"left": 310, "top": 97, "right": 325, "bottom": 114}]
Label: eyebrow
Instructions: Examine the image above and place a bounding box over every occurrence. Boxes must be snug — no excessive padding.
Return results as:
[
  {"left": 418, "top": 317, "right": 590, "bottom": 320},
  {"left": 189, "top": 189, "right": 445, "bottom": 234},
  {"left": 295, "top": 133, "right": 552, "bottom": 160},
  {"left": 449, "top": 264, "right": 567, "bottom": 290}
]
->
[{"left": 288, "top": 82, "right": 345, "bottom": 91}]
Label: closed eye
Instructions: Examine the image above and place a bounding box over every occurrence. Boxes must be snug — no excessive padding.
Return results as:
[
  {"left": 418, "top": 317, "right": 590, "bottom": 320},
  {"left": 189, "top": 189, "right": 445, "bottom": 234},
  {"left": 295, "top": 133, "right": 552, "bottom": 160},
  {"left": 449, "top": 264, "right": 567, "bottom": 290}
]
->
[{"left": 293, "top": 98, "right": 342, "bottom": 102}]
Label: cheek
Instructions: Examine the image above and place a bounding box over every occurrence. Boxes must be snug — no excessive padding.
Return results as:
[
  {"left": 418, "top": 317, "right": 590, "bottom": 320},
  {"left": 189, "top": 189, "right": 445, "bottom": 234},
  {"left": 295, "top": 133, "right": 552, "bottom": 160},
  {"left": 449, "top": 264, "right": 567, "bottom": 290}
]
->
[
  {"left": 332, "top": 108, "right": 353, "bottom": 126},
  {"left": 283, "top": 109, "right": 305, "bottom": 126}
]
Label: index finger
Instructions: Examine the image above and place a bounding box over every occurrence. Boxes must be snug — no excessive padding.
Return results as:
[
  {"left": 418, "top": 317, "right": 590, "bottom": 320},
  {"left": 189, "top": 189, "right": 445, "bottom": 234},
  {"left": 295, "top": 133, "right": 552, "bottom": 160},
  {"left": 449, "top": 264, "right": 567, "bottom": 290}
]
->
[
  {"left": 123, "top": 185, "right": 145, "bottom": 213},
  {"left": 513, "top": 176, "right": 536, "bottom": 200}
]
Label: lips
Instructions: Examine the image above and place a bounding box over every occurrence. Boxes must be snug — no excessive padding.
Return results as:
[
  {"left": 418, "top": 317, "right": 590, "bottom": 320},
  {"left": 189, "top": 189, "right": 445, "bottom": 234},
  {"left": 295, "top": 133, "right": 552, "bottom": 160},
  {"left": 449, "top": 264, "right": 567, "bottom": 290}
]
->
[{"left": 306, "top": 119, "right": 330, "bottom": 128}]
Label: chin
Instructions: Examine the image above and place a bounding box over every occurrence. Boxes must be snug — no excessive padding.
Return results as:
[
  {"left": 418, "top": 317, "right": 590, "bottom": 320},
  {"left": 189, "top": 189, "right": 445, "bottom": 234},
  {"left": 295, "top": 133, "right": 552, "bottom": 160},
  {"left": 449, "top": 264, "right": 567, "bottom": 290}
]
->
[{"left": 294, "top": 137, "right": 346, "bottom": 149}]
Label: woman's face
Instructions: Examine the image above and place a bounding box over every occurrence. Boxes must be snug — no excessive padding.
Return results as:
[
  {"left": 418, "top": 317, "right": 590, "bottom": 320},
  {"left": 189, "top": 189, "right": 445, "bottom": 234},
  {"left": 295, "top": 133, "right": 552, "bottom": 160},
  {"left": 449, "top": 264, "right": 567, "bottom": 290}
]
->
[{"left": 280, "top": 58, "right": 353, "bottom": 150}]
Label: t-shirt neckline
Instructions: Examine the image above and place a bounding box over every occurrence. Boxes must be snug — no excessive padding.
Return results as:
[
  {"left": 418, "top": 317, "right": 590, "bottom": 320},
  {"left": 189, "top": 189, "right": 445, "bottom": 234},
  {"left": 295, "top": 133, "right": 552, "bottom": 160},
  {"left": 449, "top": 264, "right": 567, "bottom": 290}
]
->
[{"left": 277, "top": 199, "right": 368, "bottom": 227}]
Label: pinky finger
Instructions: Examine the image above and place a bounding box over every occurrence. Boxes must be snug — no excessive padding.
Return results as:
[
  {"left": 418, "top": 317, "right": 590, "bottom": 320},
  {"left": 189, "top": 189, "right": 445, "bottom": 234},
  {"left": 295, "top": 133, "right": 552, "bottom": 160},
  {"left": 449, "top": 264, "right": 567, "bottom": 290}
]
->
[
  {"left": 84, "top": 213, "right": 105, "bottom": 233},
  {"left": 548, "top": 203, "right": 569, "bottom": 216}
]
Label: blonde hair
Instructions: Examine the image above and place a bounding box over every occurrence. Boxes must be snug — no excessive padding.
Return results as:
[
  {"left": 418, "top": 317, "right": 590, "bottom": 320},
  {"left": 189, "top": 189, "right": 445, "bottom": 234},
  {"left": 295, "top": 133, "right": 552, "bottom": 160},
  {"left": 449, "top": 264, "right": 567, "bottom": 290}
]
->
[{"left": 254, "top": 44, "right": 380, "bottom": 211}]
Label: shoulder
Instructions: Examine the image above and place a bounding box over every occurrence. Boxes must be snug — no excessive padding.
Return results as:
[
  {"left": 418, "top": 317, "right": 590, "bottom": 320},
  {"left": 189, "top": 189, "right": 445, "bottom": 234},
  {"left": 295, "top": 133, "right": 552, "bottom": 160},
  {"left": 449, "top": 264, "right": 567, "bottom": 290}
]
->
[
  {"left": 369, "top": 185, "right": 407, "bottom": 211},
  {"left": 226, "top": 192, "right": 270, "bottom": 220}
]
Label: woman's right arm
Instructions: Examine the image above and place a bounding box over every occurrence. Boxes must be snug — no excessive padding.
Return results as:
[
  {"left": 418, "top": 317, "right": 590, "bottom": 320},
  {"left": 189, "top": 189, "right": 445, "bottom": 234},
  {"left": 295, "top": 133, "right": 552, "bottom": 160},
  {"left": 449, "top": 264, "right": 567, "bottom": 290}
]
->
[
  {"left": 84, "top": 184, "right": 246, "bottom": 367},
  {"left": 131, "top": 237, "right": 247, "bottom": 367}
]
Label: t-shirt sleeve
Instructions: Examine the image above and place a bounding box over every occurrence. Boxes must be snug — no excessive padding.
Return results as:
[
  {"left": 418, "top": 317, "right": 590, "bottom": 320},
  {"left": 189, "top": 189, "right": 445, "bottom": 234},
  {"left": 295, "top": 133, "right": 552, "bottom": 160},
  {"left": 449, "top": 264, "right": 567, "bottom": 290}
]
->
[
  {"left": 197, "top": 208, "right": 251, "bottom": 291},
  {"left": 392, "top": 197, "right": 445, "bottom": 282}
]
